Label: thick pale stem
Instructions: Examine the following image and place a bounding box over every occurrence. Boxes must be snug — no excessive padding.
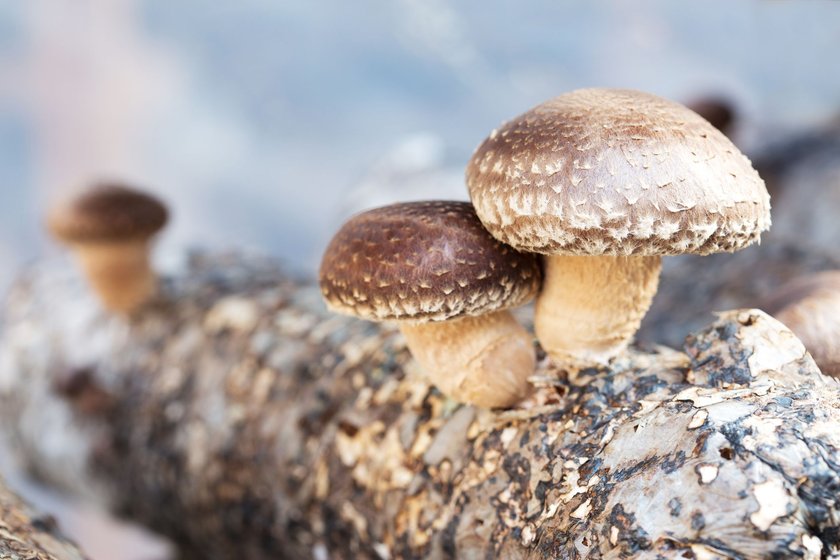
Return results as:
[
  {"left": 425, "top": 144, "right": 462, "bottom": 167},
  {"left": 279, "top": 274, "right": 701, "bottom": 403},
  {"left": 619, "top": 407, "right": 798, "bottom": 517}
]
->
[
  {"left": 75, "top": 240, "right": 156, "bottom": 313},
  {"left": 399, "top": 311, "right": 535, "bottom": 408},
  {"left": 535, "top": 255, "right": 662, "bottom": 366}
]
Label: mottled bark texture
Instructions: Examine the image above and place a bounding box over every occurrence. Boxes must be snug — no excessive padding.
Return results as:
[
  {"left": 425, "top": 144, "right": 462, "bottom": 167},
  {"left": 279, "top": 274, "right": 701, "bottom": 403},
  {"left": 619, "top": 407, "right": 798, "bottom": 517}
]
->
[
  {"left": 0, "top": 476, "right": 87, "bottom": 560},
  {"left": 2, "top": 253, "right": 840, "bottom": 559}
]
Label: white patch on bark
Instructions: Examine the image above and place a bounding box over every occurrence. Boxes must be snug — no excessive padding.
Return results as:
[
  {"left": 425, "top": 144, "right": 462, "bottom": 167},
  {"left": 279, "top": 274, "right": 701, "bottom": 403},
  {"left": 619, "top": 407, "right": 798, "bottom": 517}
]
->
[
  {"left": 697, "top": 463, "right": 719, "bottom": 484},
  {"left": 750, "top": 479, "right": 791, "bottom": 531},
  {"left": 571, "top": 498, "right": 592, "bottom": 519}
]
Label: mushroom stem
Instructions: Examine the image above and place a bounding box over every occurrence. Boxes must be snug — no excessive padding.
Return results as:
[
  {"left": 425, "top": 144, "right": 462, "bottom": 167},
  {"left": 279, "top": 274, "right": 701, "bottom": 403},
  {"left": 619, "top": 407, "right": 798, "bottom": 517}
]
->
[
  {"left": 399, "top": 311, "right": 535, "bottom": 408},
  {"left": 535, "top": 255, "right": 661, "bottom": 367},
  {"left": 74, "top": 240, "right": 157, "bottom": 313}
]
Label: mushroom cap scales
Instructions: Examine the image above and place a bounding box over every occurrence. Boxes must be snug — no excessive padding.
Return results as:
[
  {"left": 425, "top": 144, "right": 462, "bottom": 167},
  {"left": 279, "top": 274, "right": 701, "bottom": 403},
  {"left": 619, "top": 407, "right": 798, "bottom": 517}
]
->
[
  {"left": 319, "top": 201, "right": 541, "bottom": 323},
  {"left": 466, "top": 88, "right": 771, "bottom": 256}
]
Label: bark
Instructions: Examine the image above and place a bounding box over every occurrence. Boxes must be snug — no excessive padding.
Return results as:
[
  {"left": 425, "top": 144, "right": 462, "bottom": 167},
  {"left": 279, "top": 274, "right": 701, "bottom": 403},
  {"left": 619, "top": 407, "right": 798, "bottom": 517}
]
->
[
  {"left": 2, "top": 252, "right": 840, "bottom": 559},
  {"left": 0, "top": 475, "right": 87, "bottom": 560}
]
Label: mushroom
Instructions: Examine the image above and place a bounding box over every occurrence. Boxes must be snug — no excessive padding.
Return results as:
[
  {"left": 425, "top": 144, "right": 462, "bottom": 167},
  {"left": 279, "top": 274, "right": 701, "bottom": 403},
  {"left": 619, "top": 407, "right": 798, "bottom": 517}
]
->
[
  {"left": 319, "top": 200, "right": 541, "bottom": 408},
  {"left": 466, "top": 88, "right": 771, "bottom": 366},
  {"left": 47, "top": 184, "right": 169, "bottom": 313},
  {"left": 761, "top": 271, "right": 840, "bottom": 377},
  {"left": 687, "top": 96, "right": 736, "bottom": 137}
]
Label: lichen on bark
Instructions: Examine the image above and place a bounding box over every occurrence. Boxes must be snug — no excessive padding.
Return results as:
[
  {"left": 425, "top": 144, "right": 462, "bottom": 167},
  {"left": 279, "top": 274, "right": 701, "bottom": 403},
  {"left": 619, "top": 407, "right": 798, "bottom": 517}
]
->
[{"left": 1, "top": 252, "right": 839, "bottom": 559}]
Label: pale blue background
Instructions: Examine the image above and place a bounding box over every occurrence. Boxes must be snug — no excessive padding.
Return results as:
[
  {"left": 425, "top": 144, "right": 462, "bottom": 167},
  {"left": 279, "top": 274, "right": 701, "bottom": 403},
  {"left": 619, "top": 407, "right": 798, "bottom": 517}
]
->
[{"left": 0, "top": 1, "right": 838, "bottom": 289}]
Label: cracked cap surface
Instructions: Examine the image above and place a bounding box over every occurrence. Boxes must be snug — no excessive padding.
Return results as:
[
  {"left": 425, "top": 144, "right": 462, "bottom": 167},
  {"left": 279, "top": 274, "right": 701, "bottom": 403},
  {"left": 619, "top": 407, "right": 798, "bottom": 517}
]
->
[
  {"left": 48, "top": 184, "right": 169, "bottom": 243},
  {"left": 319, "top": 200, "right": 541, "bottom": 322},
  {"left": 466, "top": 88, "right": 771, "bottom": 256}
]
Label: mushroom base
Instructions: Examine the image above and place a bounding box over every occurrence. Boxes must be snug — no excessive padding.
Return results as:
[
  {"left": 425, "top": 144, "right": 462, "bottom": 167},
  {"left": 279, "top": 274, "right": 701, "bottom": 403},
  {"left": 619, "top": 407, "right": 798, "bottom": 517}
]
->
[
  {"left": 536, "top": 255, "right": 661, "bottom": 368},
  {"left": 75, "top": 240, "right": 157, "bottom": 314},
  {"left": 399, "top": 311, "right": 536, "bottom": 408}
]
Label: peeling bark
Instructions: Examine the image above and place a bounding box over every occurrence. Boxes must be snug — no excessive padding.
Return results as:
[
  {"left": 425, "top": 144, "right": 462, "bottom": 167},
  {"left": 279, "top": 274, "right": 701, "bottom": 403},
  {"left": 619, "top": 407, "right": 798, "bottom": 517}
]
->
[
  {"left": 2, "top": 252, "right": 840, "bottom": 559},
  {"left": 0, "top": 475, "right": 87, "bottom": 560}
]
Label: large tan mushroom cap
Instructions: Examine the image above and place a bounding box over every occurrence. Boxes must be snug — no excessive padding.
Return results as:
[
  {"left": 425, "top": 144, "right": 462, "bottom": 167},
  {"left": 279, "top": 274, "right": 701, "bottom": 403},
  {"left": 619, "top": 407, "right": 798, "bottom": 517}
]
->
[
  {"left": 48, "top": 184, "right": 169, "bottom": 244},
  {"left": 319, "top": 201, "right": 541, "bottom": 322},
  {"left": 466, "top": 88, "right": 771, "bottom": 256}
]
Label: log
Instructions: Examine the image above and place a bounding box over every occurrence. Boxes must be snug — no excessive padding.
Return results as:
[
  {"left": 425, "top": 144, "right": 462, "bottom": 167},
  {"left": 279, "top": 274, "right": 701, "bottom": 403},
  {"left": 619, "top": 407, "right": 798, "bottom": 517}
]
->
[
  {"left": 0, "top": 475, "right": 87, "bottom": 560},
  {"left": 1, "top": 252, "right": 840, "bottom": 559}
]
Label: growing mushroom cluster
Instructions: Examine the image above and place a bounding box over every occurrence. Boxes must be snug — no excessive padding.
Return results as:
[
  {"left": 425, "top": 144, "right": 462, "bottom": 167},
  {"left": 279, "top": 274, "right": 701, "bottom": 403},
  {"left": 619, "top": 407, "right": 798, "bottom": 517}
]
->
[
  {"left": 41, "top": 89, "right": 778, "bottom": 410},
  {"left": 14, "top": 87, "right": 840, "bottom": 559},
  {"left": 320, "top": 88, "right": 772, "bottom": 407}
]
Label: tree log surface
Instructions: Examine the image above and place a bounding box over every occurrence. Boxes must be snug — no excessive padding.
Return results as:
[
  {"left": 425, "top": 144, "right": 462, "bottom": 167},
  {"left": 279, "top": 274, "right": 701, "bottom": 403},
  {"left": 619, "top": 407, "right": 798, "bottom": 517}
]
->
[
  {"left": 0, "top": 475, "right": 87, "bottom": 560},
  {"left": 1, "top": 252, "right": 840, "bottom": 560}
]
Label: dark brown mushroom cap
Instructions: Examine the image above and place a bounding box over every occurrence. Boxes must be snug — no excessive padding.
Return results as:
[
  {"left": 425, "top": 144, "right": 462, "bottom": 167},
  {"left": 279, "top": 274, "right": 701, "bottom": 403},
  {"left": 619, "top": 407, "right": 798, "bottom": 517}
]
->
[
  {"left": 319, "top": 201, "right": 541, "bottom": 322},
  {"left": 466, "top": 88, "right": 770, "bottom": 257},
  {"left": 48, "top": 184, "right": 169, "bottom": 243}
]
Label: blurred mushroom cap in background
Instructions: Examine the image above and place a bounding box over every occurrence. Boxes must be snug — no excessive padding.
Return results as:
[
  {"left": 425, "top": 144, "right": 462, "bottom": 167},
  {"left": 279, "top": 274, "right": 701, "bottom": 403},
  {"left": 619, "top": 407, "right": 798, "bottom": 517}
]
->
[{"left": 761, "top": 271, "right": 840, "bottom": 377}]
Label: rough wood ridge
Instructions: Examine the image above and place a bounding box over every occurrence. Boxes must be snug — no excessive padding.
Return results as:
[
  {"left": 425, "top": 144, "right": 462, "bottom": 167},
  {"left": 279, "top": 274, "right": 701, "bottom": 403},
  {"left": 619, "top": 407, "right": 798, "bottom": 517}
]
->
[{"left": 1, "top": 252, "right": 840, "bottom": 559}]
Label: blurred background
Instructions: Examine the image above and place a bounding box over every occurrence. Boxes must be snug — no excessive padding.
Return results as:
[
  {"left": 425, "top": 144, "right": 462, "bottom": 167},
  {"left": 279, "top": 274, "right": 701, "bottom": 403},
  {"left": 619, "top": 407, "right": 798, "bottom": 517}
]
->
[{"left": 0, "top": 1, "right": 839, "bottom": 558}]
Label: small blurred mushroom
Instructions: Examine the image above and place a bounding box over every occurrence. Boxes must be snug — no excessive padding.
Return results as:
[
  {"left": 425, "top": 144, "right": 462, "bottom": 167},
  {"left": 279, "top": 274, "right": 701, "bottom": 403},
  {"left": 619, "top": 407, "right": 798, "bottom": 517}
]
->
[
  {"left": 466, "top": 88, "right": 770, "bottom": 367},
  {"left": 687, "top": 96, "right": 736, "bottom": 137},
  {"left": 319, "top": 200, "right": 541, "bottom": 408},
  {"left": 47, "top": 183, "right": 169, "bottom": 314},
  {"left": 761, "top": 271, "right": 840, "bottom": 377}
]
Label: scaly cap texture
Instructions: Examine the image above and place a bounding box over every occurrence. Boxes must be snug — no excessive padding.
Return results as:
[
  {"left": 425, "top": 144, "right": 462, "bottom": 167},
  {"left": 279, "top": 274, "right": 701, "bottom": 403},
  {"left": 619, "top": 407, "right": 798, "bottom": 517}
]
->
[
  {"left": 319, "top": 200, "right": 541, "bottom": 322},
  {"left": 466, "top": 88, "right": 771, "bottom": 256}
]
